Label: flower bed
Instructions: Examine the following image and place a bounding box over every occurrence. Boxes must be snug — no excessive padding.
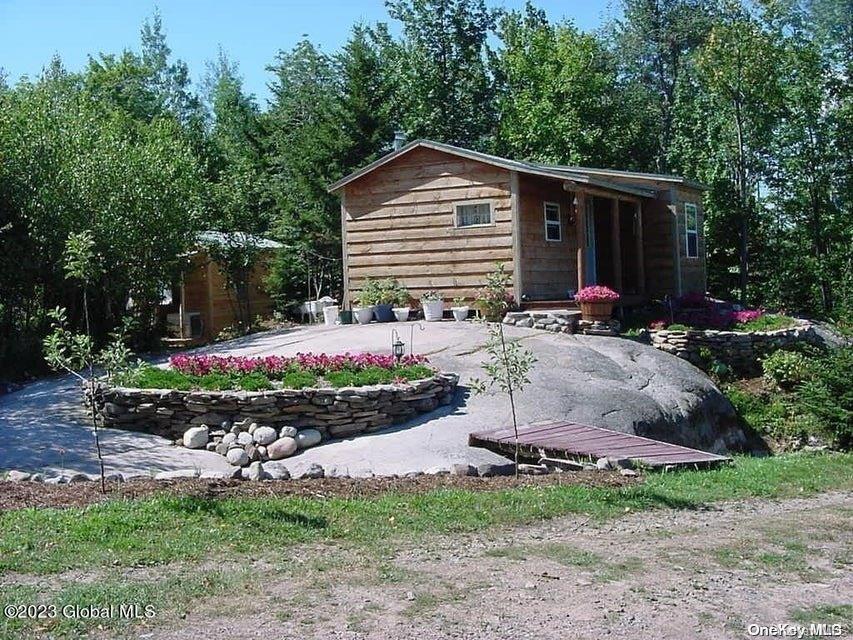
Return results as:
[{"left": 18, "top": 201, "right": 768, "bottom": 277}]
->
[
  {"left": 92, "top": 354, "right": 459, "bottom": 466},
  {"left": 126, "top": 353, "right": 434, "bottom": 392}
]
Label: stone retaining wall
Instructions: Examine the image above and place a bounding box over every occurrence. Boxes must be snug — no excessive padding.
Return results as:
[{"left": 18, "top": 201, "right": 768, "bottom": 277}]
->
[
  {"left": 650, "top": 321, "right": 817, "bottom": 373},
  {"left": 93, "top": 373, "right": 458, "bottom": 443}
]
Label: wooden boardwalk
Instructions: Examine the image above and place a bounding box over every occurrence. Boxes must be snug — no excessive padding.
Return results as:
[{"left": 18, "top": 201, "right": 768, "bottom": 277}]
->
[{"left": 469, "top": 420, "right": 731, "bottom": 469}]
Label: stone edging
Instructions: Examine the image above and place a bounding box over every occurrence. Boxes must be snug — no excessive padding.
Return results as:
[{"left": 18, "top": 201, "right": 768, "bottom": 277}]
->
[
  {"left": 649, "top": 320, "right": 817, "bottom": 372},
  {"left": 90, "top": 373, "right": 458, "bottom": 467}
]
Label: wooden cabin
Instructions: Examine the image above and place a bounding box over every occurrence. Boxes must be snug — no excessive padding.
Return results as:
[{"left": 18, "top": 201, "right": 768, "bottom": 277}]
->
[
  {"left": 162, "top": 232, "right": 281, "bottom": 343},
  {"left": 329, "top": 140, "right": 707, "bottom": 308}
]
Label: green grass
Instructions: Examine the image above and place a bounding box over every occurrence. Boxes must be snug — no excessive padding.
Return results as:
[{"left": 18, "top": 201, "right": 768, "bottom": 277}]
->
[
  {"left": 734, "top": 314, "right": 797, "bottom": 332},
  {"left": 0, "top": 568, "right": 252, "bottom": 640},
  {"left": 0, "top": 453, "right": 850, "bottom": 577},
  {"left": 125, "top": 364, "right": 432, "bottom": 390},
  {"left": 789, "top": 604, "right": 852, "bottom": 626}
]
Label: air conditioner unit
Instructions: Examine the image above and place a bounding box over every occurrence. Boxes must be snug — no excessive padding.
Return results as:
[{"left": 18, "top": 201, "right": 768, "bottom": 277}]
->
[{"left": 166, "top": 312, "right": 204, "bottom": 339}]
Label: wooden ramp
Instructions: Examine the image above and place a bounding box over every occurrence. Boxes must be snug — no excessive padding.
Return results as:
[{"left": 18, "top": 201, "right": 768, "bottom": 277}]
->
[{"left": 469, "top": 420, "right": 730, "bottom": 469}]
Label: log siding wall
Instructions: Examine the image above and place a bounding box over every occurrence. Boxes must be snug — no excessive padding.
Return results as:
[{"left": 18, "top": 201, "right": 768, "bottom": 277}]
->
[
  {"left": 343, "top": 147, "right": 514, "bottom": 304},
  {"left": 518, "top": 175, "right": 578, "bottom": 300}
]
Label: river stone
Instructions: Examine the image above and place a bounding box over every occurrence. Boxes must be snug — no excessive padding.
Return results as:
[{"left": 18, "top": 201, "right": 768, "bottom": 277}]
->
[
  {"left": 300, "top": 463, "right": 325, "bottom": 479},
  {"left": 279, "top": 426, "right": 298, "bottom": 438},
  {"left": 236, "top": 431, "right": 253, "bottom": 446},
  {"left": 253, "top": 426, "right": 278, "bottom": 446},
  {"left": 266, "top": 465, "right": 291, "bottom": 480},
  {"left": 6, "top": 470, "right": 31, "bottom": 482},
  {"left": 226, "top": 448, "right": 249, "bottom": 467},
  {"left": 267, "top": 437, "right": 298, "bottom": 460},
  {"left": 295, "top": 428, "right": 322, "bottom": 449},
  {"left": 245, "top": 461, "right": 269, "bottom": 481},
  {"left": 183, "top": 426, "right": 209, "bottom": 449},
  {"left": 221, "top": 432, "right": 237, "bottom": 446}
]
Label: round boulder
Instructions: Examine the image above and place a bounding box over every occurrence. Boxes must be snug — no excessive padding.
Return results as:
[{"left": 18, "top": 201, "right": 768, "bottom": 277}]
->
[
  {"left": 253, "top": 426, "right": 278, "bottom": 446},
  {"left": 183, "top": 425, "right": 209, "bottom": 449},
  {"left": 226, "top": 447, "right": 249, "bottom": 467},
  {"left": 267, "top": 437, "right": 298, "bottom": 460},
  {"left": 295, "top": 428, "right": 322, "bottom": 449},
  {"left": 236, "top": 431, "right": 253, "bottom": 446},
  {"left": 279, "top": 426, "right": 298, "bottom": 439}
]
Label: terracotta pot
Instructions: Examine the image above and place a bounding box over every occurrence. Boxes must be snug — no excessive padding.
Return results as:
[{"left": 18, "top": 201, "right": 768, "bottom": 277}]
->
[{"left": 579, "top": 301, "right": 615, "bottom": 322}]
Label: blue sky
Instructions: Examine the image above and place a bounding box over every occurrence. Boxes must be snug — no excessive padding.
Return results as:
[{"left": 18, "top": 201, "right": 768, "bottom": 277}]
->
[{"left": 0, "top": 0, "right": 615, "bottom": 107}]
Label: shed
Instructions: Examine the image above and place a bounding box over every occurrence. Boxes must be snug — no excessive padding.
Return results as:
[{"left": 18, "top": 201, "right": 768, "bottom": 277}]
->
[{"left": 329, "top": 140, "right": 707, "bottom": 309}]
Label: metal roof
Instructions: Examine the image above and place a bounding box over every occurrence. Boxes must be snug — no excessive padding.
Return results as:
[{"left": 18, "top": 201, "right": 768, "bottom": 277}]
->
[
  {"left": 328, "top": 139, "right": 702, "bottom": 197},
  {"left": 195, "top": 231, "right": 283, "bottom": 251}
]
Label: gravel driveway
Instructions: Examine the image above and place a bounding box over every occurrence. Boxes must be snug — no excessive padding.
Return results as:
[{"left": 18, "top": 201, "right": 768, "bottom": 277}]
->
[{"left": 0, "top": 322, "right": 739, "bottom": 479}]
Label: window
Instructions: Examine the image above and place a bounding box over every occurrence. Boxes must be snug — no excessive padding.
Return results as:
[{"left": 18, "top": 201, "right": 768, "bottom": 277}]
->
[
  {"left": 544, "top": 202, "right": 561, "bottom": 241},
  {"left": 455, "top": 201, "right": 493, "bottom": 227},
  {"left": 684, "top": 203, "right": 699, "bottom": 258}
]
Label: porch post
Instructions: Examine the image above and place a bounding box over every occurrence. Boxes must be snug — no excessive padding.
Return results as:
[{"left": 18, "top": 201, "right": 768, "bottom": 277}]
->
[
  {"left": 611, "top": 198, "right": 622, "bottom": 292},
  {"left": 576, "top": 190, "right": 586, "bottom": 292},
  {"left": 635, "top": 200, "right": 646, "bottom": 293},
  {"left": 510, "top": 171, "right": 523, "bottom": 305}
]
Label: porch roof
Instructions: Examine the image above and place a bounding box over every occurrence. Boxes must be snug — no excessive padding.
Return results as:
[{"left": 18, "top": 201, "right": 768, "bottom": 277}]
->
[{"left": 328, "top": 139, "right": 674, "bottom": 198}]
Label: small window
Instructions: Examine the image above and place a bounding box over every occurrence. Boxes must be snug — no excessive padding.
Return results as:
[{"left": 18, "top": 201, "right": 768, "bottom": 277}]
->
[
  {"left": 455, "top": 201, "right": 493, "bottom": 227},
  {"left": 684, "top": 203, "right": 699, "bottom": 258},
  {"left": 544, "top": 202, "right": 561, "bottom": 241}
]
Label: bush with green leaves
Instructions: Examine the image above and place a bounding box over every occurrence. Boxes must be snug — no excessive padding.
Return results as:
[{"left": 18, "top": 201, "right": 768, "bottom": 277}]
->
[
  {"left": 762, "top": 350, "right": 813, "bottom": 390},
  {"left": 475, "top": 263, "right": 515, "bottom": 321},
  {"left": 795, "top": 347, "right": 852, "bottom": 450},
  {"left": 358, "top": 278, "right": 410, "bottom": 306}
]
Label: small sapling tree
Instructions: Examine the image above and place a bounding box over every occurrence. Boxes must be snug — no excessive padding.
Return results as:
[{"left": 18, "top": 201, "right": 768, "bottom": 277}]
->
[
  {"left": 43, "top": 231, "right": 137, "bottom": 493},
  {"left": 471, "top": 266, "right": 536, "bottom": 477}
]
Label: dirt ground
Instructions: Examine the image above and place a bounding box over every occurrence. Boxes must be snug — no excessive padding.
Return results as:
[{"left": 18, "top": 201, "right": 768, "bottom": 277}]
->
[
  {"left": 96, "top": 491, "right": 852, "bottom": 640},
  {"left": 0, "top": 471, "right": 634, "bottom": 511}
]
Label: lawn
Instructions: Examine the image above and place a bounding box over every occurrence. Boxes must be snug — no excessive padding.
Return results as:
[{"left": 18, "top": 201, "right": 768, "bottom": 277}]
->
[
  {"left": 1, "top": 453, "right": 850, "bottom": 576},
  {"left": 0, "top": 452, "right": 850, "bottom": 639}
]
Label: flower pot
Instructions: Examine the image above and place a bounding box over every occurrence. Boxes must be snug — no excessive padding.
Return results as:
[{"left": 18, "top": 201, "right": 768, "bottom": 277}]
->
[
  {"left": 322, "top": 305, "right": 339, "bottom": 327},
  {"left": 353, "top": 306, "right": 374, "bottom": 325},
  {"left": 373, "top": 303, "right": 395, "bottom": 322},
  {"left": 393, "top": 307, "right": 410, "bottom": 322},
  {"left": 579, "top": 301, "right": 614, "bottom": 322},
  {"left": 451, "top": 306, "right": 469, "bottom": 322},
  {"left": 338, "top": 310, "right": 353, "bottom": 325},
  {"left": 422, "top": 299, "right": 444, "bottom": 322}
]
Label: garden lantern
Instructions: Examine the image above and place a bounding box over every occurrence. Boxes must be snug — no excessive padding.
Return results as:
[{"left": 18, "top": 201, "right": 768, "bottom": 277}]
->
[{"left": 391, "top": 329, "right": 405, "bottom": 363}]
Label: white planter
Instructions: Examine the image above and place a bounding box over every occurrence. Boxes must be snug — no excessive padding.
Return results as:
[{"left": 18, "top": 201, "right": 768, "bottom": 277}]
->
[
  {"left": 393, "top": 307, "right": 410, "bottom": 322},
  {"left": 322, "top": 305, "right": 339, "bottom": 326},
  {"left": 451, "top": 306, "right": 469, "bottom": 322},
  {"left": 353, "top": 306, "right": 374, "bottom": 325},
  {"left": 422, "top": 299, "right": 444, "bottom": 322}
]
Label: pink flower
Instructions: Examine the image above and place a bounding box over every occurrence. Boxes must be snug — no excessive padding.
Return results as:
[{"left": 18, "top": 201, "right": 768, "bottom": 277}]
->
[
  {"left": 574, "top": 286, "right": 620, "bottom": 303},
  {"left": 169, "top": 352, "right": 430, "bottom": 376}
]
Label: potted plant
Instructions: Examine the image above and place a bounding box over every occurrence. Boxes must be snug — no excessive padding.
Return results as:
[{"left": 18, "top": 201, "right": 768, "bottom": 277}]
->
[
  {"left": 421, "top": 290, "right": 444, "bottom": 322},
  {"left": 575, "top": 285, "right": 620, "bottom": 321},
  {"left": 451, "top": 296, "right": 469, "bottom": 322},
  {"left": 372, "top": 278, "right": 409, "bottom": 322},
  {"left": 475, "top": 263, "right": 515, "bottom": 322},
  {"left": 351, "top": 293, "right": 374, "bottom": 325}
]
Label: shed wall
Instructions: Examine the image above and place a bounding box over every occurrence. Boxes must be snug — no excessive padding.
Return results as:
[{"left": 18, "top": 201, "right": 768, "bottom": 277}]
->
[{"left": 343, "top": 146, "right": 514, "bottom": 304}]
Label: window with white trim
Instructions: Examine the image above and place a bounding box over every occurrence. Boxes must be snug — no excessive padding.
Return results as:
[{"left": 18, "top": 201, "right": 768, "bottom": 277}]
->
[
  {"left": 684, "top": 202, "right": 699, "bottom": 258},
  {"left": 455, "top": 201, "right": 492, "bottom": 227},
  {"left": 544, "top": 201, "right": 561, "bottom": 241}
]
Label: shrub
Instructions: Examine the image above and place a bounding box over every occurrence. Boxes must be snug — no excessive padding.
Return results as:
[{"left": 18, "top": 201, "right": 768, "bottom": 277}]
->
[
  {"left": 725, "top": 385, "right": 794, "bottom": 441},
  {"left": 665, "top": 323, "right": 690, "bottom": 331},
  {"left": 762, "top": 350, "right": 812, "bottom": 390},
  {"left": 795, "top": 347, "right": 853, "bottom": 450}
]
